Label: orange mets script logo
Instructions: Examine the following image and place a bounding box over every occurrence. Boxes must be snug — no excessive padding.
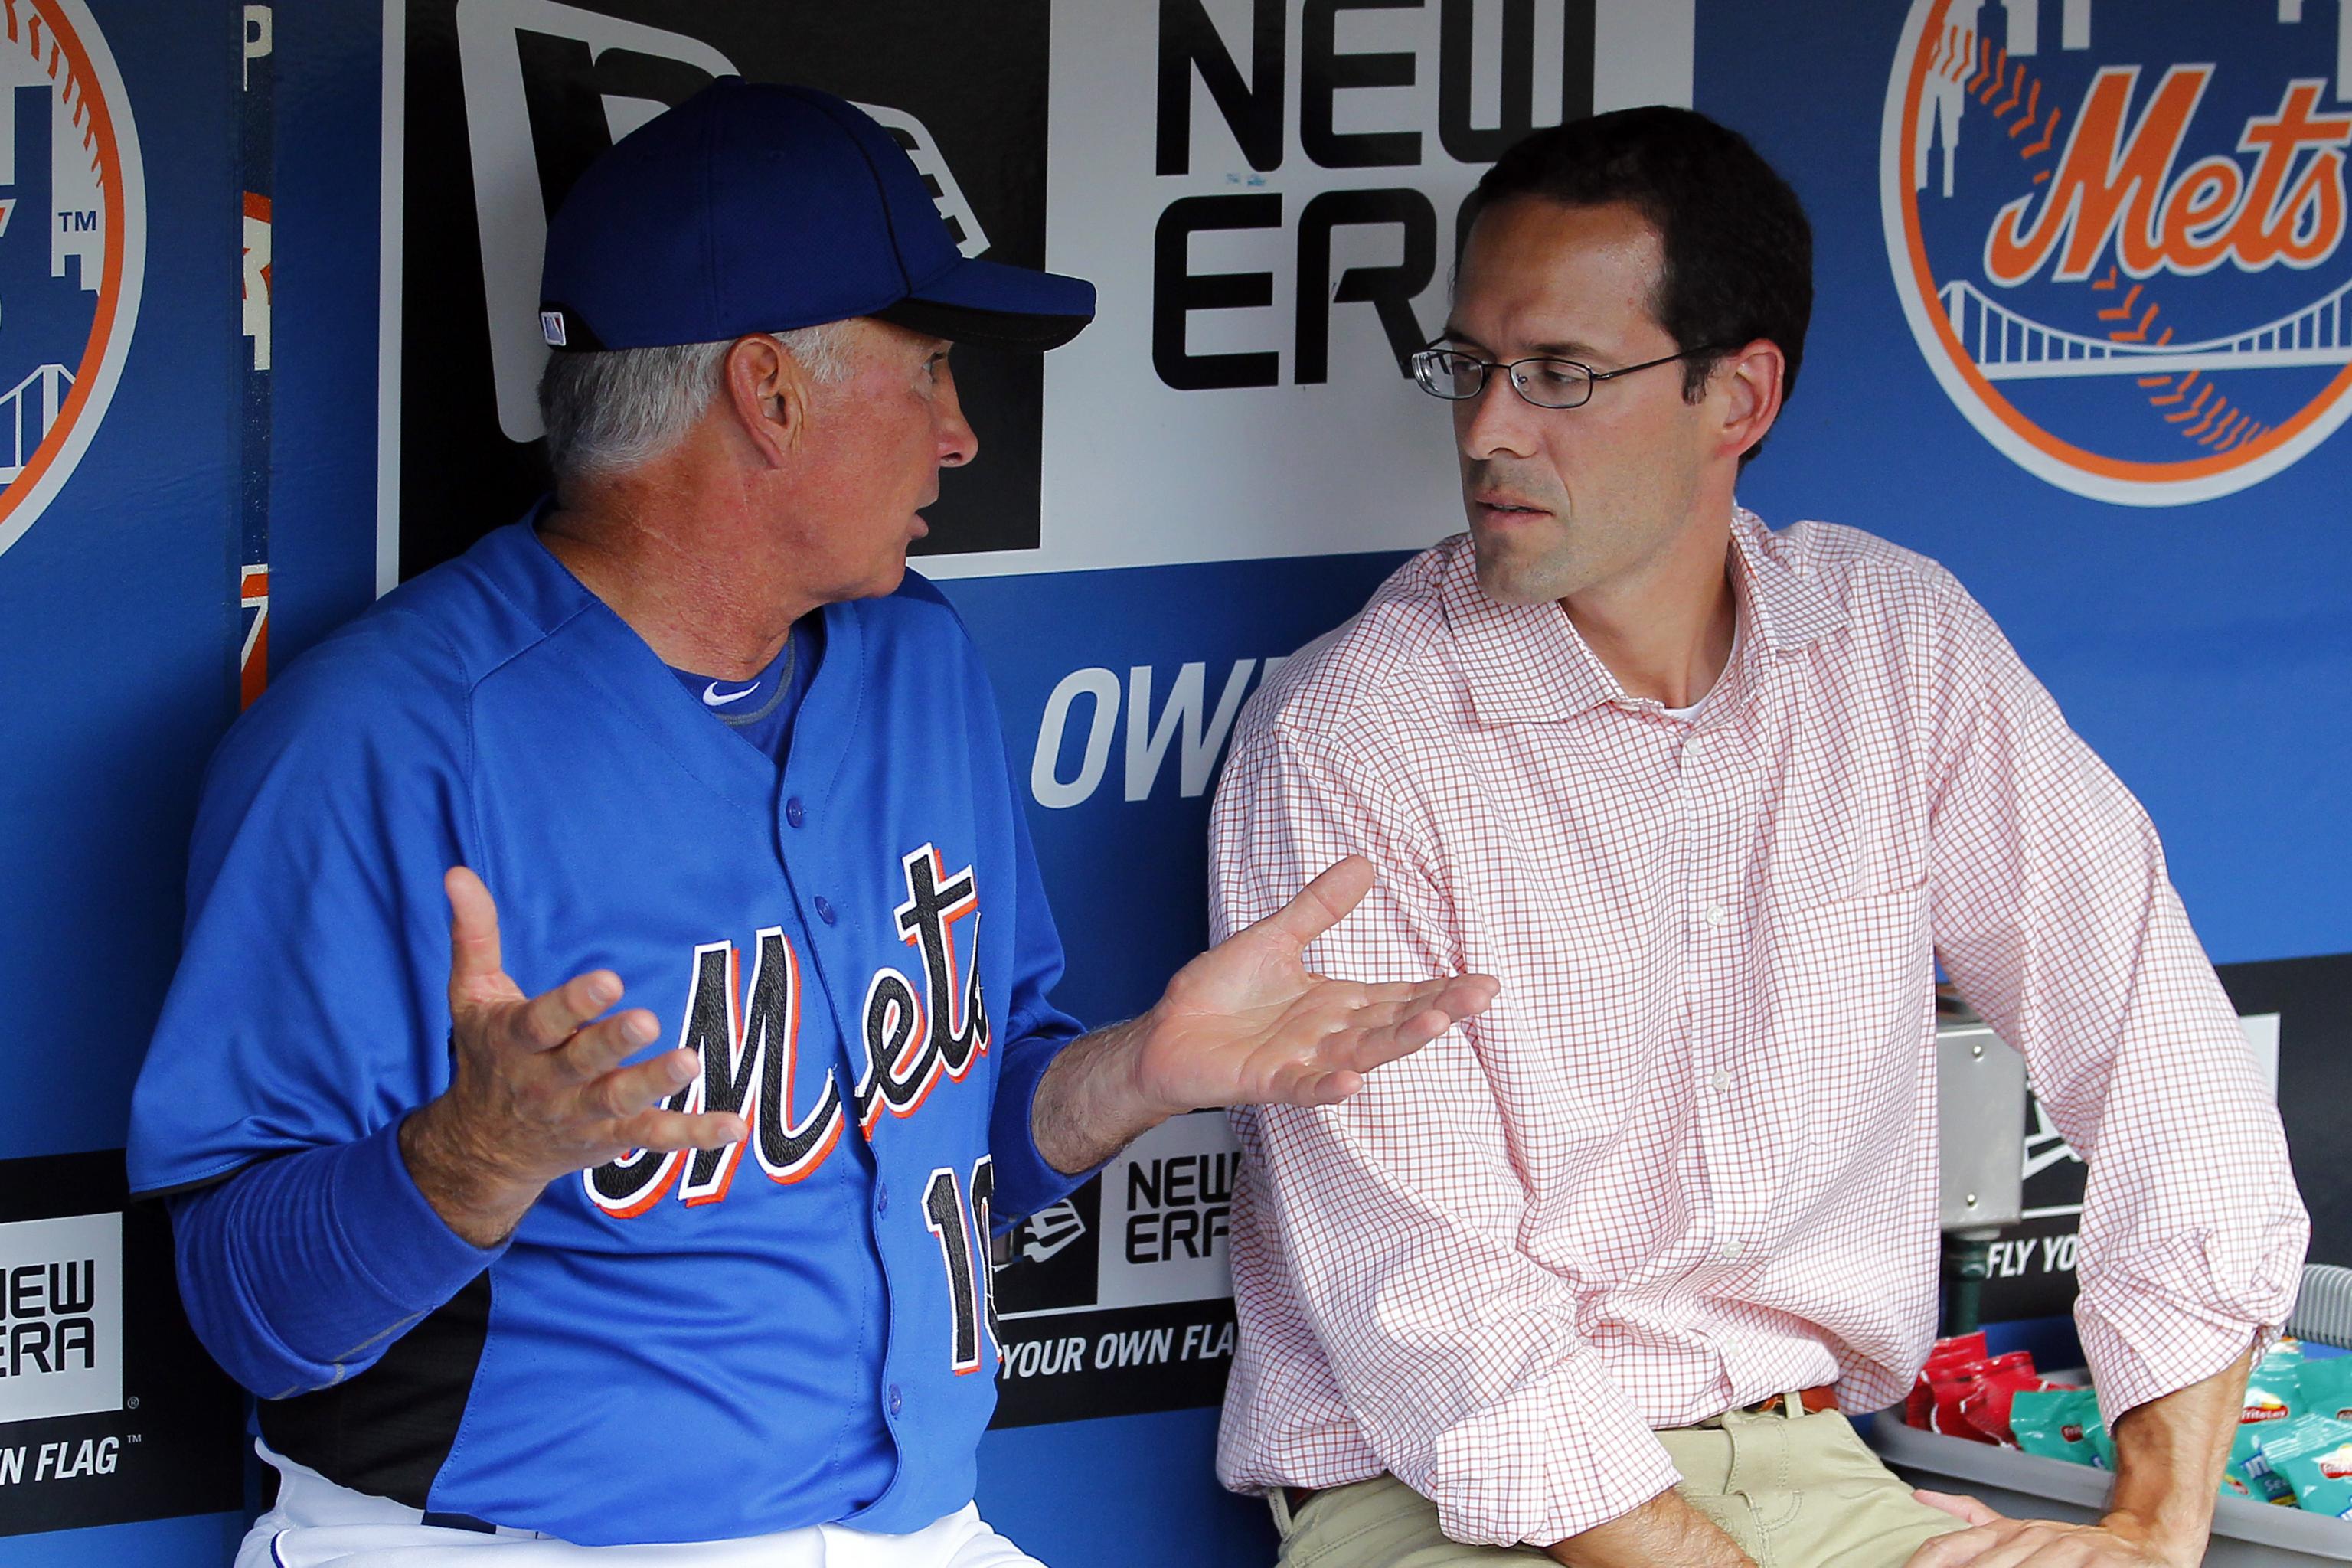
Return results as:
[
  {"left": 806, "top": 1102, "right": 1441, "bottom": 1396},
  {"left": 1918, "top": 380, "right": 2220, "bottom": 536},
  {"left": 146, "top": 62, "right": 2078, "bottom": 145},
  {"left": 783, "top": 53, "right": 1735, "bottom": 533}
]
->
[
  {"left": 1881, "top": 1, "right": 2352, "bottom": 505},
  {"left": 0, "top": 0, "right": 142, "bottom": 561}
]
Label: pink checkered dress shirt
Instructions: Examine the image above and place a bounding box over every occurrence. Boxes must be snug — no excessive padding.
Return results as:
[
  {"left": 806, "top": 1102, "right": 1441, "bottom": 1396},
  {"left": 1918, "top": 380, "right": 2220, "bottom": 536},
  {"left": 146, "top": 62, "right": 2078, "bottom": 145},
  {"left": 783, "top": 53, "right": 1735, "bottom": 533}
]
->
[{"left": 1207, "top": 511, "right": 2306, "bottom": 1547}]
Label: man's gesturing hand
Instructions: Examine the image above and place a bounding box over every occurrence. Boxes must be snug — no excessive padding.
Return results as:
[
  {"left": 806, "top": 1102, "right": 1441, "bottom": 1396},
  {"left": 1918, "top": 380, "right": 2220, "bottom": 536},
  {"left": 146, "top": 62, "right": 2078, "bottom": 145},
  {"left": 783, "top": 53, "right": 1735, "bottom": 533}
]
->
[
  {"left": 398, "top": 867, "right": 746, "bottom": 1247},
  {"left": 1031, "top": 856, "right": 1501, "bottom": 1174},
  {"left": 1139, "top": 855, "right": 1499, "bottom": 1112}
]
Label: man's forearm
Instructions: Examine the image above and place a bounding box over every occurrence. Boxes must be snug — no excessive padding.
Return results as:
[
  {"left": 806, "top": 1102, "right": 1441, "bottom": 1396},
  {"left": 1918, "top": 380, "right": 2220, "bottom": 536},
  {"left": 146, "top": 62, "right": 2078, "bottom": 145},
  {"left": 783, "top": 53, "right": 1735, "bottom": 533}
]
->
[
  {"left": 1029, "top": 1016, "right": 1175, "bottom": 1174},
  {"left": 1544, "top": 1487, "right": 1751, "bottom": 1568},
  {"left": 171, "top": 1126, "right": 496, "bottom": 1397},
  {"left": 2102, "top": 1344, "right": 2255, "bottom": 1563},
  {"left": 400, "top": 1095, "right": 557, "bottom": 1248}
]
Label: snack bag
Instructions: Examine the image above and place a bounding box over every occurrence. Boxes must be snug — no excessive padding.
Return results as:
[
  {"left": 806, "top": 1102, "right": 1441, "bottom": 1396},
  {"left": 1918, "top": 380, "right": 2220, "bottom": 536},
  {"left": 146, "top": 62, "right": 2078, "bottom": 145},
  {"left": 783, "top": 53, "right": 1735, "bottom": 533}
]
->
[
  {"left": 1907, "top": 1332, "right": 1991, "bottom": 1429},
  {"left": 1929, "top": 1362, "right": 1998, "bottom": 1442},
  {"left": 2297, "top": 1355, "right": 2352, "bottom": 1423},
  {"left": 2254, "top": 1415, "right": 2352, "bottom": 1520},
  {"left": 2086, "top": 1411, "right": 2118, "bottom": 1471},
  {"left": 1958, "top": 1353, "right": 2066, "bottom": 1447},
  {"left": 2233, "top": 1423, "right": 2298, "bottom": 1504},
  {"left": 2011, "top": 1388, "right": 2108, "bottom": 1468},
  {"left": 2242, "top": 1341, "right": 2305, "bottom": 1429}
]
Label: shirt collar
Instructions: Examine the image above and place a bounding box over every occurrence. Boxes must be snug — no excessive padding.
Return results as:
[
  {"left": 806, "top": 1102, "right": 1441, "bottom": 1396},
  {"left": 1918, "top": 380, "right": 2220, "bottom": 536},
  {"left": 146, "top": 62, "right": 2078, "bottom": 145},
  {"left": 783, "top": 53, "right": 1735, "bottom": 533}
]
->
[
  {"left": 1729, "top": 505, "right": 1848, "bottom": 655},
  {"left": 1441, "top": 508, "right": 1848, "bottom": 727}
]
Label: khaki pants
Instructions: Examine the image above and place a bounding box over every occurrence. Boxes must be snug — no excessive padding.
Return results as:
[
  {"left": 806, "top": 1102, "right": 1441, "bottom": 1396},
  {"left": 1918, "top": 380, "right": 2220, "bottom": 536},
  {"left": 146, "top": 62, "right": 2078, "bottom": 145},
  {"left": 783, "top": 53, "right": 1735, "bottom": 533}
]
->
[{"left": 1266, "top": 1410, "right": 1967, "bottom": 1568}]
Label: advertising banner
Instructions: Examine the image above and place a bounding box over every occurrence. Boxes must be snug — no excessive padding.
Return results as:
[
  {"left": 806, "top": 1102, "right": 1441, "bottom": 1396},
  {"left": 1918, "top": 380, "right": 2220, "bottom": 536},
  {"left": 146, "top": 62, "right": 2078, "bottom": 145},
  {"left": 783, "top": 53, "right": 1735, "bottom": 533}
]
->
[
  {"left": 993, "top": 1112, "right": 1243, "bottom": 1427},
  {"left": 0, "top": 1153, "right": 243, "bottom": 1539},
  {"left": 381, "top": 0, "right": 1690, "bottom": 580}
]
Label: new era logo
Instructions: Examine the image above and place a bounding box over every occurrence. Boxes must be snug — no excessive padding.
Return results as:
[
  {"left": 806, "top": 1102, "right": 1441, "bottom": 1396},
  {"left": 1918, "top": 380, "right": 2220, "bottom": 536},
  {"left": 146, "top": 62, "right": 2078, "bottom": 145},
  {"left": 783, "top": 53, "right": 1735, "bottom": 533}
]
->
[
  {"left": 540, "top": 310, "right": 567, "bottom": 348},
  {"left": 0, "top": 1212, "right": 122, "bottom": 1423}
]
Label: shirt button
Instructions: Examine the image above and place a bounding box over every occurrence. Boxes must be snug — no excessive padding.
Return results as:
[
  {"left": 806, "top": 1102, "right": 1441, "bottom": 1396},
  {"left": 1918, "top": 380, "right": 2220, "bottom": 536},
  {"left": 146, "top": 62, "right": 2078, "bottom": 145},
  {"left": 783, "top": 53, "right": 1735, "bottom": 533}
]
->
[
  {"left": 1721, "top": 1240, "right": 1744, "bottom": 1259},
  {"left": 785, "top": 797, "right": 806, "bottom": 828},
  {"left": 1710, "top": 1069, "right": 1733, "bottom": 1093},
  {"left": 876, "top": 1183, "right": 890, "bottom": 1215},
  {"left": 815, "top": 896, "right": 837, "bottom": 925},
  {"left": 887, "top": 1384, "right": 904, "bottom": 1417},
  {"left": 1703, "top": 901, "right": 1730, "bottom": 926}
]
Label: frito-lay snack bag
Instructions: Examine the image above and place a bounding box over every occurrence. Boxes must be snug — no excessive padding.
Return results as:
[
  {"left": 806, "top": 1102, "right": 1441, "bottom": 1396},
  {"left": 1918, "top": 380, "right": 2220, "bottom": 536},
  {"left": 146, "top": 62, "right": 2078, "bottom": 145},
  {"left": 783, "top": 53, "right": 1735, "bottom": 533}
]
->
[
  {"left": 2231, "top": 1424, "right": 2297, "bottom": 1504},
  {"left": 2296, "top": 1356, "right": 2352, "bottom": 1423},
  {"left": 1958, "top": 1353, "right": 2066, "bottom": 1447},
  {"left": 1907, "top": 1332, "right": 1991, "bottom": 1429},
  {"left": 2254, "top": 1415, "right": 2352, "bottom": 1520},
  {"left": 2242, "top": 1340, "right": 2306, "bottom": 1430},
  {"left": 2010, "top": 1388, "right": 2109, "bottom": 1468}
]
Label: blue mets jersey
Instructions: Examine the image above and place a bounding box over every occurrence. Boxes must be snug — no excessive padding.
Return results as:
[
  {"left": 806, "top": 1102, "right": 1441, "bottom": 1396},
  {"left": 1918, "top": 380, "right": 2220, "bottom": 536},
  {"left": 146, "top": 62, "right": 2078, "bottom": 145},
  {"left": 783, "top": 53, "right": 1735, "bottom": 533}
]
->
[{"left": 126, "top": 518, "right": 1087, "bottom": 1546}]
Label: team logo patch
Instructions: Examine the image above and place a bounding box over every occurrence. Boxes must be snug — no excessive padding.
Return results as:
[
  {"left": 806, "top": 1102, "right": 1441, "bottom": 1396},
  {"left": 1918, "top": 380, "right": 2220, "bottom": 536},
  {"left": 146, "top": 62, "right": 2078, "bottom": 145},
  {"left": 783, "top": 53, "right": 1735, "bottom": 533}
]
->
[
  {"left": 0, "top": 0, "right": 142, "bottom": 561},
  {"left": 1880, "top": 0, "right": 2352, "bottom": 505}
]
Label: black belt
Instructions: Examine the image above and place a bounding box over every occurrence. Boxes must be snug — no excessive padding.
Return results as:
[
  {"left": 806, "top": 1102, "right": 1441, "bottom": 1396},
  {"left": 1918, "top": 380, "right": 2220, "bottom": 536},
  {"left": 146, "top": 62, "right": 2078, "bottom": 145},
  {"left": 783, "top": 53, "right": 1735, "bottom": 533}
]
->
[{"left": 421, "top": 1511, "right": 498, "bottom": 1534}]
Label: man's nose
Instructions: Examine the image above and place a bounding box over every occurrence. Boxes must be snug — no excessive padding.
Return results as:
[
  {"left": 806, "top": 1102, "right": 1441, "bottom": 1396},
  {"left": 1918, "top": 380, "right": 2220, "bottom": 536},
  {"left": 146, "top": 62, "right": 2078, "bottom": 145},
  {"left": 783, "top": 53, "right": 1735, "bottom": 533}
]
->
[
  {"left": 936, "top": 364, "right": 980, "bottom": 469},
  {"left": 1458, "top": 375, "right": 1540, "bottom": 462}
]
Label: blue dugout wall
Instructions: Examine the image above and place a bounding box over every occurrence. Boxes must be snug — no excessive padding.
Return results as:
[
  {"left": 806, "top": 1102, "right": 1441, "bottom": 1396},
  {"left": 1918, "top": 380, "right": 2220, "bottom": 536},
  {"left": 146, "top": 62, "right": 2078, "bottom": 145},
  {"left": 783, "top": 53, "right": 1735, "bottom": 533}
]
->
[{"left": 1, "top": 2, "right": 2347, "bottom": 1563}]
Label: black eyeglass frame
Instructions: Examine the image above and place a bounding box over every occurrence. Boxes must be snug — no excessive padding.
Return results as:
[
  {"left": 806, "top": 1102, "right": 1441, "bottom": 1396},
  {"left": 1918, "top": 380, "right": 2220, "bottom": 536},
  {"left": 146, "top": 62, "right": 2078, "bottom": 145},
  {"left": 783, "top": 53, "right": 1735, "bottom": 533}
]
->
[{"left": 1406, "top": 343, "right": 1727, "bottom": 409}]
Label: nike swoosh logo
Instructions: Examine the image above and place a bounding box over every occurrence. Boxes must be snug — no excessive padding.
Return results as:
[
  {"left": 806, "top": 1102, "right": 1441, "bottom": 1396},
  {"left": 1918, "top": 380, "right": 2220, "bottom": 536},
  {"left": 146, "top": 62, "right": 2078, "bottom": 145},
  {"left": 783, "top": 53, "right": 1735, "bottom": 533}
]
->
[{"left": 703, "top": 681, "right": 760, "bottom": 707}]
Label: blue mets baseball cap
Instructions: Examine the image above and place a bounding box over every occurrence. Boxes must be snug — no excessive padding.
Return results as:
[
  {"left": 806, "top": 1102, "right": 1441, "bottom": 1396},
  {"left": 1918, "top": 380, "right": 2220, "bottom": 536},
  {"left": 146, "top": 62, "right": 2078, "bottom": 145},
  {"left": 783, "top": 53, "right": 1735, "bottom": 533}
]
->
[{"left": 538, "top": 77, "right": 1095, "bottom": 354}]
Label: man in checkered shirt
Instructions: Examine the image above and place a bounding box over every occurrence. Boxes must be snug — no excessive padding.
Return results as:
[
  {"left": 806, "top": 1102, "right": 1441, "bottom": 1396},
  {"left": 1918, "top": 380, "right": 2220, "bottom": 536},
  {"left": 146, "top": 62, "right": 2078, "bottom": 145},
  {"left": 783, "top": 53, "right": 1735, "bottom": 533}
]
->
[{"left": 1207, "top": 106, "right": 2307, "bottom": 1568}]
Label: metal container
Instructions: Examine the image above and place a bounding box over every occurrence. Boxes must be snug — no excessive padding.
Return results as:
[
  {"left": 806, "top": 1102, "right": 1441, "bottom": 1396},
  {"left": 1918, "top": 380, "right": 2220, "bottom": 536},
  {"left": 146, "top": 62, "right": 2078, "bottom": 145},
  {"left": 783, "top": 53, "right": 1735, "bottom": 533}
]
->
[
  {"left": 1870, "top": 1412, "right": 2352, "bottom": 1567},
  {"left": 1937, "top": 1021, "right": 2027, "bottom": 1234}
]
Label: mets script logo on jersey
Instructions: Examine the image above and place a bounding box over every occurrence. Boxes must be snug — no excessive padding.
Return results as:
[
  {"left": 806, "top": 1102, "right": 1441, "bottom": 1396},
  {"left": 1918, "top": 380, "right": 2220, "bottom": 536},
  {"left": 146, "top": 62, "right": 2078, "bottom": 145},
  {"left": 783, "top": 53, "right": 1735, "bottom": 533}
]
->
[
  {"left": 0, "top": 0, "right": 143, "bottom": 561},
  {"left": 585, "top": 844, "right": 990, "bottom": 1217},
  {"left": 1880, "top": 0, "right": 2352, "bottom": 505}
]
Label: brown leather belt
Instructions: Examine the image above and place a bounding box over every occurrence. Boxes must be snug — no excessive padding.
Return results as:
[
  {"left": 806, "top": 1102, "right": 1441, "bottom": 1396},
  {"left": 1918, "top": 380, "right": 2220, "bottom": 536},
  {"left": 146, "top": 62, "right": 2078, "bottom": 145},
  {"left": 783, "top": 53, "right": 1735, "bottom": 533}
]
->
[{"left": 1739, "top": 1384, "right": 1838, "bottom": 1416}]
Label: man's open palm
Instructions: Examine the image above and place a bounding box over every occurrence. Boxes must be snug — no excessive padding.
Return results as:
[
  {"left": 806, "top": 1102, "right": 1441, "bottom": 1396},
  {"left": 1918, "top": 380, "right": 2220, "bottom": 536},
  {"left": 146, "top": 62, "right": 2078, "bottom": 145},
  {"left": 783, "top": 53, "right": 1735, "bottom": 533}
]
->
[{"left": 1135, "top": 856, "right": 1500, "bottom": 1112}]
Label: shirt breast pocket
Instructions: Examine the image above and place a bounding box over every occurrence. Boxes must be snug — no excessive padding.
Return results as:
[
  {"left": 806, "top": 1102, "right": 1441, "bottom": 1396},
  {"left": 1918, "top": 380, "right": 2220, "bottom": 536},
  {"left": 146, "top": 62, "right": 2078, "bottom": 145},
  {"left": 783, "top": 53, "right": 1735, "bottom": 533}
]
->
[
  {"left": 1763, "top": 878, "right": 1936, "bottom": 1111},
  {"left": 1765, "top": 776, "right": 1926, "bottom": 910}
]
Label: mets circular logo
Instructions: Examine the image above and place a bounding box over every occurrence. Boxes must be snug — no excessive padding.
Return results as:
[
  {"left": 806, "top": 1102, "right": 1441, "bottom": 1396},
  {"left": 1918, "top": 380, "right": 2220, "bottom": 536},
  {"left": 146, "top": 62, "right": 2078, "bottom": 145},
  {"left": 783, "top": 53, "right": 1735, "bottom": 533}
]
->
[
  {"left": 0, "top": 0, "right": 143, "bottom": 561},
  {"left": 1880, "top": 1, "right": 2352, "bottom": 505}
]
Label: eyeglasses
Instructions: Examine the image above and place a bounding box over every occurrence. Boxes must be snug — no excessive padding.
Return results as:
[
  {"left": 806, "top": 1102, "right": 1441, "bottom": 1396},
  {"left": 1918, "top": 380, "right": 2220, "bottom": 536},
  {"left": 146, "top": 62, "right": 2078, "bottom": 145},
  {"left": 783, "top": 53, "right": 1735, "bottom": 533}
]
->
[{"left": 1407, "top": 344, "right": 1723, "bottom": 409}]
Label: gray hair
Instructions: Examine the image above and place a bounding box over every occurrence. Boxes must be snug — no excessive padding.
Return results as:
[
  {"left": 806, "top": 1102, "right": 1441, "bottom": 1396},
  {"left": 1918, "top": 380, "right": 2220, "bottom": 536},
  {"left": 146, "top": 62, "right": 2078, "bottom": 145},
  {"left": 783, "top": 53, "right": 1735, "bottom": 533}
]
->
[{"left": 538, "top": 322, "right": 854, "bottom": 484}]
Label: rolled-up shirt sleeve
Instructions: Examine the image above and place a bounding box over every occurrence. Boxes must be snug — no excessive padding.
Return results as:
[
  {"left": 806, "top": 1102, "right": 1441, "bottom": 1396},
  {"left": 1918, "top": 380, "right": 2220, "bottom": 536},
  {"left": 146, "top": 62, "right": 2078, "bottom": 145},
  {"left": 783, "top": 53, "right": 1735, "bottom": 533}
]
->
[
  {"left": 1926, "top": 587, "right": 2308, "bottom": 1425},
  {"left": 1213, "top": 721, "right": 1681, "bottom": 1547}
]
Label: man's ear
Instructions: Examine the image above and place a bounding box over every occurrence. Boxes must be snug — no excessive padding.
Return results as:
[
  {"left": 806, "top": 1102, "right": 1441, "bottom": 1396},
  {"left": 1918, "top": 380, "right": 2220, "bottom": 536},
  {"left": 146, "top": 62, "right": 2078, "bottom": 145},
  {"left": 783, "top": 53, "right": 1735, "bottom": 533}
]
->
[
  {"left": 722, "top": 334, "right": 814, "bottom": 467},
  {"left": 1713, "top": 338, "right": 1786, "bottom": 462}
]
